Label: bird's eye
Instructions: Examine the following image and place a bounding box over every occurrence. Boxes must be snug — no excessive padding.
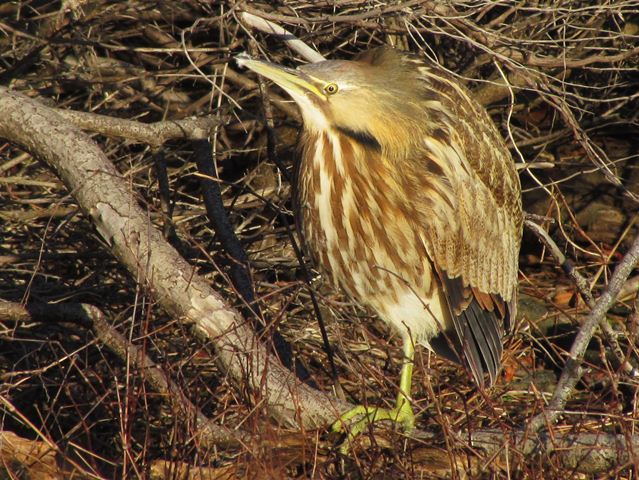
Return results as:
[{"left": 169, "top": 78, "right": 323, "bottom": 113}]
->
[{"left": 324, "top": 83, "right": 339, "bottom": 95}]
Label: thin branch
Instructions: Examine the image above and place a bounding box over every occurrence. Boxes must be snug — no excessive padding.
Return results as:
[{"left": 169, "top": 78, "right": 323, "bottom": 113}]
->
[
  {"left": 525, "top": 219, "right": 594, "bottom": 305},
  {"left": 192, "top": 138, "right": 311, "bottom": 381},
  {"left": 54, "top": 108, "right": 222, "bottom": 146},
  {"left": 0, "top": 300, "right": 247, "bottom": 448},
  {"left": 238, "top": 11, "right": 325, "bottom": 63},
  {"left": 239, "top": 2, "right": 446, "bottom": 26},
  {"left": 246, "top": 37, "right": 340, "bottom": 389},
  {"left": 525, "top": 219, "right": 636, "bottom": 375},
  {"left": 528, "top": 229, "right": 639, "bottom": 433}
]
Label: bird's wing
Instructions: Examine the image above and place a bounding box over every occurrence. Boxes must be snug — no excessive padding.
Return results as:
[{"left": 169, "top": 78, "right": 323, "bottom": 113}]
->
[{"left": 406, "top": 69, "right": 523, "bottom": 385}]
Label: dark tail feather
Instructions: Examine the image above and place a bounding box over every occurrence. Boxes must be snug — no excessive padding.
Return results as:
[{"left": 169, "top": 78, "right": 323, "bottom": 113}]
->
[
  {"left": 434, "top": 274, "right": 506, "bottom": 387},
  {"left": 461, "top": 300, "right": 502, "bottom": 385}
]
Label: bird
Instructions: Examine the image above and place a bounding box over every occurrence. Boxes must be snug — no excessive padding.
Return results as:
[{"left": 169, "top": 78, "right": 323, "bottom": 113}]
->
[{"left": 237, "top": 46, "right": 522, "bottom": 444}]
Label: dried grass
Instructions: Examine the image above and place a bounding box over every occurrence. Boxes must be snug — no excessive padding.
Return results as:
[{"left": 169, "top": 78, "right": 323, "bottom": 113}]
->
[{"left": 1, "top": 1, "right": 638, "bottom": 478}]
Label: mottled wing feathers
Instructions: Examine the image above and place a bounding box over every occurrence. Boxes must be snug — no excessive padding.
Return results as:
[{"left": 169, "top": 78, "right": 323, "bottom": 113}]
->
[
  {"left": 353, "top": 47, "right": 522, "bottom": 302},
  {"left": 412, "top": 118, "right": 520, "bottom": 301},
  {"left": 400, "top": 50, "right": 522, "bottom": 384}
]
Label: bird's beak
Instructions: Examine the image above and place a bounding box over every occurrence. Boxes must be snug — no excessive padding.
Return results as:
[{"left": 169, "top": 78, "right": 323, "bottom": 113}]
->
[{"left": 235, "top": 53, "right": 323, "bottom": 99}]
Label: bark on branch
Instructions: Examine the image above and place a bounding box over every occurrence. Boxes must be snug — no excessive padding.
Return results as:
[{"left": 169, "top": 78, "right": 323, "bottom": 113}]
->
[
  {"left": 472, "top": 428, "right": 639, "bottom": 474},
  {"left": 54, "top": 108, "right": 222, "bottom": 146},
  {"left": 0, "top": 86, "right": 351, "bottom": 430}
]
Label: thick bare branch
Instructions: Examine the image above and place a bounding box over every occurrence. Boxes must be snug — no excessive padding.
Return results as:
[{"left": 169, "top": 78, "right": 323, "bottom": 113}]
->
[
  {"left": 473, "top": 428, "right": 639, "bottom": 474},
  {"left": 0, "top": 86, "right": 351, "bottom": 429}
]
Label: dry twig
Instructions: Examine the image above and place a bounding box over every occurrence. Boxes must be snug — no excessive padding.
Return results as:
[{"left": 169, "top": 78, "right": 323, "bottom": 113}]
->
[{"left": 529, "top": 231, "right": 639, "bottom": 433}]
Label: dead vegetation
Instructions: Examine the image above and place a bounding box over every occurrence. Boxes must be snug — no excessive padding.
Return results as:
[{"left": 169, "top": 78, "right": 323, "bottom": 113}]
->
[{"left": 1, "top": 1, "right": 638, "bottom": 478}]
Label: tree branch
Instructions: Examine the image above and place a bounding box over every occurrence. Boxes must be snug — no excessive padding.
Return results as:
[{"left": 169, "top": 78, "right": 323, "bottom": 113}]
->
[
  {"left": 238, "top": 11, "right": 326, "bottom": 63},
  {"left": 527, "top": 226, "right": 639, "bottom": 433},
  {"left": 0, "top": 299, "right": 247, "bottom": 448},
  {"left": 0, "top": 86, "right": 351, "bottom": 429},
  {"left": 525, "top": 219, "right": 637, "bottom": 375},
  {"left": 54, "top": 108, "right": 222, "bottom": 146}
]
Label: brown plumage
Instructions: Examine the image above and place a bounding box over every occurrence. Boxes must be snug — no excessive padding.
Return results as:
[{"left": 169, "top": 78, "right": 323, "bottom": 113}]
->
[{"left": 238, "top": 46, "right": 522, "bottom": 430}]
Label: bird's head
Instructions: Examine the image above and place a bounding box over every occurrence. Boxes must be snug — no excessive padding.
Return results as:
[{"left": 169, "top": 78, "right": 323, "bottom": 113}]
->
[{"left": 237, "top": 47, "right": 426, "bottom": 156}]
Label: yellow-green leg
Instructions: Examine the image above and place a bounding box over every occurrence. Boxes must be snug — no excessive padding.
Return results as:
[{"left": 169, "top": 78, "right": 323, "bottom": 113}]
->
[{"left": 333, "top": 339, "right": 416, "bottom": 452}]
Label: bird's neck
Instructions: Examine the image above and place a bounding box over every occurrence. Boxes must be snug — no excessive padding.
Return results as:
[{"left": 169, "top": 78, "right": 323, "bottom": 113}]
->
[{"left": 300, "top": 128, "right": 392, "bottom": 187}]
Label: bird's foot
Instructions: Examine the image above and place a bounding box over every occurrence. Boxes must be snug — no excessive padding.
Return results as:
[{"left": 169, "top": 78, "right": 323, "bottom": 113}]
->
[{"left": 332, "top": 400, "right": 415, "bottom": 453}]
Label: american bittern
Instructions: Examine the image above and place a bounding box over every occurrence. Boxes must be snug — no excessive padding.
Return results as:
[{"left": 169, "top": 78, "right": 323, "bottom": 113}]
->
[{"left": 238, "top": 46, "right": 522, "bottom": 442}]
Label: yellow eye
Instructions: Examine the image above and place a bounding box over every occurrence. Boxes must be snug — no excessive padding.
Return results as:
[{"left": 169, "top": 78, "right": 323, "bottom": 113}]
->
[{"left": 324, "top": 83, "right": 339, "bottom": 95}]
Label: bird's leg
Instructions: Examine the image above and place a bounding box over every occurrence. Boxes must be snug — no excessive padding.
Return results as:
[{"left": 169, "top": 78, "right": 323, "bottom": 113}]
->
[
  {"left": 332, "top": 339, "right": 416, "bottom": 451},
  {"left": 395, "top": 339, "right": 416, "bottom": 428}
]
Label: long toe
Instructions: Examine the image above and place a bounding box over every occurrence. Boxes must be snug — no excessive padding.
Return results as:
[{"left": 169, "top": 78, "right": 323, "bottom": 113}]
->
[{"left": 335, "top": 403, "right": 416, "bottom": 453}]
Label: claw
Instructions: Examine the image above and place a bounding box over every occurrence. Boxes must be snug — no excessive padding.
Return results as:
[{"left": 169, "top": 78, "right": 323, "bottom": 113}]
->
[
  {"left": 333, "top": 399, "right": 415, "bottom": 453},
  {"left": 333, "top": 339, "right": 417, "bottom": 453}
]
